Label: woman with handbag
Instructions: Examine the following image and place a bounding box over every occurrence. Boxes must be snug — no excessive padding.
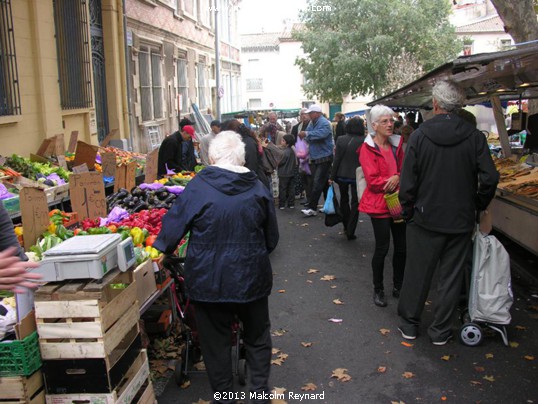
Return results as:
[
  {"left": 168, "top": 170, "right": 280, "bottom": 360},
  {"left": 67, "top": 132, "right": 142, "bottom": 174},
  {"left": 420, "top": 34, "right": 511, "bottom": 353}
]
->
[
  {"left": 359, "top": 105, "right": 406, "bottom": 307},
  {"left": 330, "top": 117, "right": 366, "bottom": 240}
]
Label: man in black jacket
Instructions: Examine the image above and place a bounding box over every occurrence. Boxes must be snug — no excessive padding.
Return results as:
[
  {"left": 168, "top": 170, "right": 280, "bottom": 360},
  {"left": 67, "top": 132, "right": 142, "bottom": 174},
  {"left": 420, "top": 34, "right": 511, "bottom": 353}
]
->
[
  {"left": 157, "top": 125, "right": 197, "bottom": 177},
  {"left": 397, "top": 80, "right": 499, "bottom": 345}
]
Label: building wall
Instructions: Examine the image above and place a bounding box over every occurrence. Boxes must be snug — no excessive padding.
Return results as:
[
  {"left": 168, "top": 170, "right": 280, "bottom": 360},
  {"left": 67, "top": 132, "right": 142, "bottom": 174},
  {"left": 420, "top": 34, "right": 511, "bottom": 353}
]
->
[{"left": 0, "top": 0, "right": 130, "bottom": 155}]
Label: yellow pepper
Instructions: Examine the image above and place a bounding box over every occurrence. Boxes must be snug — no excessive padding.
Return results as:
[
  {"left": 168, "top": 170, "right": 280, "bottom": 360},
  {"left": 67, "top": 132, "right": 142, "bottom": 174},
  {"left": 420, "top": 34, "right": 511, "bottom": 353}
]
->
[
  {"left": 48, "top": 223, "right": 57, "bottom": 234},
  {"left": 14, "top": 227, "right": 23, "bottom": 236},
  {"left": 130, "top": 227, "right": 144, "bottom": 246}
]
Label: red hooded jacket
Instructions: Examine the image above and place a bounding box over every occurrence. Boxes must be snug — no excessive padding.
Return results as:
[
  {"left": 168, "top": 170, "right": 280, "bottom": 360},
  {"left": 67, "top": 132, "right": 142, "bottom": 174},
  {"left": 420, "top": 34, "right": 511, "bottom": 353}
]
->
[{"left": 358, "top": 134, "right": 404, "bottom": 217}]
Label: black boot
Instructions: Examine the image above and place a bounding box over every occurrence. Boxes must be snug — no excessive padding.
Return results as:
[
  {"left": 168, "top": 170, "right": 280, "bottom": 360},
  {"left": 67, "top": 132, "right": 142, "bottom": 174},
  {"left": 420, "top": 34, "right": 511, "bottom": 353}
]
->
[{"left": 373, "top": 290, "right": 387, "bottom": 307}]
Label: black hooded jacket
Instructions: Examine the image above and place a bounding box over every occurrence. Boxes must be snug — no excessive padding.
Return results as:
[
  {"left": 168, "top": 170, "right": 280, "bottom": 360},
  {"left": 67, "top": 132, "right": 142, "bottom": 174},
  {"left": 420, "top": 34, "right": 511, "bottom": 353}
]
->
[
  {"left": 399, "top": 113, "right": 499, "bottom": 233},
  {"left": 157, "top": 132, "right": 196, "bottom": 177}
]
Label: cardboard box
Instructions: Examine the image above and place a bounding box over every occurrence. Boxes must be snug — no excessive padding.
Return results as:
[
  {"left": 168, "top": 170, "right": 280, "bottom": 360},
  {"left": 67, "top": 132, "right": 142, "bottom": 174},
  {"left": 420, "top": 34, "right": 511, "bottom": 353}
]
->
[{"left": 133, "top": 260, "right": 157, "bottom": 309}]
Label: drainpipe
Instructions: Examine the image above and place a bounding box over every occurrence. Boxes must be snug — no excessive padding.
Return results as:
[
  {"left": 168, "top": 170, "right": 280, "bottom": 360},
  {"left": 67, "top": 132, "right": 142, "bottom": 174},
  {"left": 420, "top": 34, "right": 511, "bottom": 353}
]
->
[
  {"left": 122, "top": 0, "right": 135, "bottom": 151},
  {"left": 214, "top": 0, "right": 221, "bottom": 121}
]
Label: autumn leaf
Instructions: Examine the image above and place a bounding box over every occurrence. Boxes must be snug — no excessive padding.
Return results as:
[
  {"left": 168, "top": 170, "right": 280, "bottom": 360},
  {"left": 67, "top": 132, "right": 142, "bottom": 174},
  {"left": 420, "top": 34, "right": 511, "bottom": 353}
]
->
[
  {"left": 301, "top": 342, "right": 313, "bottom": 347},
  {"left": 278, "top": 289, "right": 286, "bottom": 293},
  {"left": 273, "top": 387, "right": 287, "bottom": 395},
  {"left": 278, "top": 353, "right": 289, "bottom": 361},
  {"left": 306, "top": 280, "right": 313, "bottom": 284},
  {"left": 328, "top": 318, "right": 343, "bottom": 323},
  {"left": 272, "top": 348, "right": 281, "bottom": 355},
  {"left": 441, "top": 355, "right": 451, "bottom": 361},
  {"left": 330, "top": 285, "right": 337, "bottom": 289},
  {"left": 509, "top": 341, "right": 519, "bottom": 348},
  {"left": 483, "top": 375, "right": 495, "bottom": 382},
  {"left": 307, "top": 269, "right": 319, "bottom": 274},
  {"left": 193, "top": 361, "right": 206, "bottom": 371},
  {"left": 320, "top": 275, "right": 336, "bottom": 281},
  {"left": 271, "top": 358, "right": 284, "bottom": 366},
  {"left": 379, "top": 328, "right": 391, "bottom": 336},
  {"left": 333, "top": 298, "right": 344, "bottom": 305},
  {"left": 515, "top": 325, "right": 527, "bottom": 330},
  {"left": 377, "top": 366, "right": 387, "bottom": 373},
  {"left": 301, "top": 223, "right": 309, "bottom": 227},
  {"left": 474, "top": 366, "right": 485, "bottom": 372},
  {"left": 401, "top": 341, "right": 414, "bottom": 347},
  {"left": 485, "top": 353, "right": 494, "bottom": 359},
  {"left": 331, "top": 368, "right": 352, "bottom": 382},
  {"left": 301, "top": 383, "right": 317, "bottom": 391},
  {"left": 271, "top": 329, "right": 288, "bottom": 337},
  {"left": 470, "top": 380, "right": 482, "bottom": 386},
  {"left": 390, "top": 401, "right": 405, "bottom": 404},
  {"left": 180, "top": 379, "right": 191, "bottom": 389},
  {"left": 524, "top": 355, "right": 535, "bottom": 360},
  {"left": 402, "top": 371, "right": 415, "bottom": 379}
]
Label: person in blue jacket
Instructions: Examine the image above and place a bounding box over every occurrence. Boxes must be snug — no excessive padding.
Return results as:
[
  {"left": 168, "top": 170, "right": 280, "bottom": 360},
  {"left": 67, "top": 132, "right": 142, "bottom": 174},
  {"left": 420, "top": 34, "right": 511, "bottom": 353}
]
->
[{"left": 154, "top": 131, "right": 279, "bottom": 404}]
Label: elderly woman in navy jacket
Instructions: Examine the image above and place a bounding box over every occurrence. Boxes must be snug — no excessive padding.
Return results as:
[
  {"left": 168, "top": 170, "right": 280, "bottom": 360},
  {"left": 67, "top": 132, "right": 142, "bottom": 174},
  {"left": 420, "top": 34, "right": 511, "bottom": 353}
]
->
[{"left": 154, "top": 131, "right": 279, "bottom": 404}]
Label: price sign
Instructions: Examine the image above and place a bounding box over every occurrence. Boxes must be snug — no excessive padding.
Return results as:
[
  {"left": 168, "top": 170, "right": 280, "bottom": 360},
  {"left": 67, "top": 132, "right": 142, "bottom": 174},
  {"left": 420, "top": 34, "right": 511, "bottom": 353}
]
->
[
  {"left": 101, "top": 152, "right": 117, "bottom": 178},
  {"left": 125, "top": 161, "right": 137, "bottom": 192},
  {"left": 72, "top": 163, "right": 89, "bottom": 174},
  {"left": 68, "top": 131, "right": 79, "bottom": 153},
  {"left": 144, "top": 148, "right": 159, "bottom": 183},
  {"left": 73, "top": 141, "right": 98, "bottom": 170},
  {"left": 20, "top": 188, "right": 49, "bottom": 251},
  {"left": 69, "top": 172, "right": 106, "bottom": 220}
]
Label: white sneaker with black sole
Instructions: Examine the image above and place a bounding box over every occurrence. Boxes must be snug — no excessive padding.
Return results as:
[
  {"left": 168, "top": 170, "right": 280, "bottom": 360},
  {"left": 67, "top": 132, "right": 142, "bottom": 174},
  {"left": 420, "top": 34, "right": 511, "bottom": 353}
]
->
[{"left": 301, "top": 208, "right": 317, "bottom": 217}]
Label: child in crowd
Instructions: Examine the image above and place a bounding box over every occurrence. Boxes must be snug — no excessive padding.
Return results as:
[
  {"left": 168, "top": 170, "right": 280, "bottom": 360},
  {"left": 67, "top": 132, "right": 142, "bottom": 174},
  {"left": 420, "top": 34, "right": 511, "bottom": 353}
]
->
[{"left": 278, "top": 134, "right": 298, "bottom": 209}]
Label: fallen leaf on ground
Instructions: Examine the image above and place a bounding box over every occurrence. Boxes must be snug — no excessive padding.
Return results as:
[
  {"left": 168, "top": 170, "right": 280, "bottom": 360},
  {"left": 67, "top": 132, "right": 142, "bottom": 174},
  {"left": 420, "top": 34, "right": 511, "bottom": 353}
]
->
[
  {"left": 331, "top": 285, "right": 337, "bottom": 289},
  {"left": 401, "top": 341, "right": 414, "bottom": 347},
  {"left": 301, "top": 342, "right": 313, "bottom": 347},
  {"left": 333, "top": 298, "right": 344, "bottom": 305},
  {"left": 441, "top": 355, "right": 451, "bottom": 361},
  {"left": 361, "top": 254, "right": 367, "bottom": 258},
  {"left": 307, "top": 269, "right": 319, "bottom": 274},
  {"left": 301, "top": 383, "right": 317, "bottom": 391},
  {"left": 485, "top": 353, "right": 494, "bottom": 359},
  {"left": 328, "top": 318, "right": 343, "bottom": 323},
  {"left": 301, "top": 223, "right": 309, "bottom": 227},
  {"left": 272, "top": 348, "right": 281, "bottom": 355},
  {"left": 483, "top": 375, "right": 495, "bottom": 382},
  {"left": 273, "top": 387, "right": 287, "bottom": 395},
  {"left": 470, "top": 380, "right": 482, "bottom": 386},
  {"left": 271, "top": 387, "right": 288, "bottom": 404},
  {"left": 390, "top": 401, "right": 405, "bottom": 404},
  {"left": 271, "top": 329, "right": 288, "bottom": 337},
  {"left": 524, "top": 355, "right": 535, "bottom": 360},
  {"left": 306, "top": 280, "right": 313, "bottom": 283},
  {"left": 377, "top": 366, "right": 387, "bottom": 373},
  {"left": 509, "top": 341, "right": 519, "bottom": 348},
  {"left": 193, "top": 361, "right": 206, "bottom": 371},
  {"left": 278, "top": 353, "right": 289, "bottom": 361},
  {"left": 474, "top": 366, "right": 485, "bottom": 372},
  {"left": 402, "top": 371, "right": 415, "bottom": 379},
  {"left": 271, "top": 358, "right": 284, "bottom": 366},
  {"left": 331, "top": 368, "right": 352, "bottom": 382},
  {"left": 180, "top": 379, "right": 191, "bottom": 389},
  {"left": 425, "top": 300, "right": 431, "bottom": 306},
  {"left": 320, "top": 275, "right": 336, "bottom": 281},
  {"left": 278, "top": 289, "right": 286, "bottom": 293},
  {"left": 515, "top": 325, "right": 527, "bottom": 330},
  {"left": 379, "top": 328, "right": 390, "bottom": 336}
]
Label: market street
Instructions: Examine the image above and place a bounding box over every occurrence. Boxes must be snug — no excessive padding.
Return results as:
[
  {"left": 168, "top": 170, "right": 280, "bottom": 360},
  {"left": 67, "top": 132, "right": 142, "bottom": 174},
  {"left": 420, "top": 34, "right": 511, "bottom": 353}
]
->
[{"left": 158, "top": 207, "right": 538, "bottom": 404}]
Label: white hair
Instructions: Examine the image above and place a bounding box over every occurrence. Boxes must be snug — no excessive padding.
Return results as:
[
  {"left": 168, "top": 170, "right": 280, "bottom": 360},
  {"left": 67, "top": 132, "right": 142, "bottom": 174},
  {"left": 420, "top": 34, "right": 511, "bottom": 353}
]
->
[
  {"left": 208, "top": 130, "right": 246, "bottom": 166},
  {"left": 370, "top": 104, "right": 395, "bottom": 123},
  {"left": 432, "top": 80, "right": 465, "bottom": 112}
]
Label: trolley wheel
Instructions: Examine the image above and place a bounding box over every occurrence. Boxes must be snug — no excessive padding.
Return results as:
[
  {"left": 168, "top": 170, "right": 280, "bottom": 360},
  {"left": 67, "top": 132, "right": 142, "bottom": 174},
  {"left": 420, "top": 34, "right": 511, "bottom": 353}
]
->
[
  {"left": 237, "top": 358, "right": 247, "bottom": 386},
  {"left": 460, "top": 322, "right": 484, "bottom": 346}
]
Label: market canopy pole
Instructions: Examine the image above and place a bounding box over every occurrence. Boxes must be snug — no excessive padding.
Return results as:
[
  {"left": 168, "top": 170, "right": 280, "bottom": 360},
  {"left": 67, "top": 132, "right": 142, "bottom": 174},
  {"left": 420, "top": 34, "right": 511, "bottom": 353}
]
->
[
  {"left": 214, "top": 0, "right": 221, "bottom": 121},
  {"left": 491, "top": 95, "right": 512, "bottom": 158}
]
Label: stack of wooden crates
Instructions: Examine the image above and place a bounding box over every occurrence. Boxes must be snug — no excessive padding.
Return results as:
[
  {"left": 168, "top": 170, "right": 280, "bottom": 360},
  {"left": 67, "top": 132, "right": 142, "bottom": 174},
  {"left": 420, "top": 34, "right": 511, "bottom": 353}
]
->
[{"left": 33, "top": 269, "right": 156, "bottom": 404}]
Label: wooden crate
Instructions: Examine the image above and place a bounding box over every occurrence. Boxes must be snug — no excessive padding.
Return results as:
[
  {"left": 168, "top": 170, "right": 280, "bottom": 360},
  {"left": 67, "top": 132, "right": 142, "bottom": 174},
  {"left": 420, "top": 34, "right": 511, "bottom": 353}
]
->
[
  {"left": 34, "top": 270, "right": 138, "bottom": 362},
  {"left": 0, "top": 370, "right": 45, "bottom": 404},
  {"left": 45, "top": 350, "right": 153, "bottom": 404}
]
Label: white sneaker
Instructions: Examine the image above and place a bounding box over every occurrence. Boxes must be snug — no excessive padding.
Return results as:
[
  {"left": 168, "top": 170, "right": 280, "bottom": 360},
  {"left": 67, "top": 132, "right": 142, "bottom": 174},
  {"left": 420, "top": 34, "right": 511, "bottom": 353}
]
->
[{"left": 301, "top": 209, "right": 317, "bottom": 217}]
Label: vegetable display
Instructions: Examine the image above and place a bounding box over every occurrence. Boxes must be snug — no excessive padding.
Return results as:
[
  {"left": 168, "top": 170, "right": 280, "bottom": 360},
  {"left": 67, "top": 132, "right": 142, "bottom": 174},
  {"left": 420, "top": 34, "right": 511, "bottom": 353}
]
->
[
  {"left": 5, "top": 154, "right": 70, "bottom": 183},
  {"left": 107, "top": 187, "right": 178, "bottom": 212}
]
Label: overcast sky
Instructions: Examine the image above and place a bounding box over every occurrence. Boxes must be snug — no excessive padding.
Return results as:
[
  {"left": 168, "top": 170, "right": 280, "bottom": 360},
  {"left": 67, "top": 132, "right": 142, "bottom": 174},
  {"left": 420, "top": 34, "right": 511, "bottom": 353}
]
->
[{"left": 238, "top": 0, "right": 307, "bottom": 34}]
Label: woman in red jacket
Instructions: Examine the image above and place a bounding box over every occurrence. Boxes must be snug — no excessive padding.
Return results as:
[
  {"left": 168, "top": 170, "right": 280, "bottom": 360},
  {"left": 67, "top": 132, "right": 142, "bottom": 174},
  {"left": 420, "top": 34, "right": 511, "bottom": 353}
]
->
[{"left": 359, "top": 105, "right": 406, "bottom": 307}]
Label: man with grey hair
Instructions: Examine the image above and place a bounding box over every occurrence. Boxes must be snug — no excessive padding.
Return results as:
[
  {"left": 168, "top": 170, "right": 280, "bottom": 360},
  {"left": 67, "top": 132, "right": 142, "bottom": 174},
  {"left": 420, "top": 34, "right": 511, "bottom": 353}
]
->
[
  {"left": 260, "top": 111, "right": 284, "bottom": 134},
  {"left": 397, "top": 80, "right": 499, "bottom": 345}
]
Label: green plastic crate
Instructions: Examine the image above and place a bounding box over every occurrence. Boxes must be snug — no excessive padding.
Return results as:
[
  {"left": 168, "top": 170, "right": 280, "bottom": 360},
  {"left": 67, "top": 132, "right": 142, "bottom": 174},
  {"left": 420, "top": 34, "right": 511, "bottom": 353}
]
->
[{"left": 0, "top": 331, "right": 42, "bottom": 376}]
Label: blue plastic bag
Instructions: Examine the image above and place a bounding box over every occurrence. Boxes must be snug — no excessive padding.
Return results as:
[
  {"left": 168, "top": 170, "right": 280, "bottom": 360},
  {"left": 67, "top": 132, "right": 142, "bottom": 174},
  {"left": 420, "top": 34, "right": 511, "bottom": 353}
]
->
[{"left": 322, "top": 184, "right": 336, "bottom": 215}]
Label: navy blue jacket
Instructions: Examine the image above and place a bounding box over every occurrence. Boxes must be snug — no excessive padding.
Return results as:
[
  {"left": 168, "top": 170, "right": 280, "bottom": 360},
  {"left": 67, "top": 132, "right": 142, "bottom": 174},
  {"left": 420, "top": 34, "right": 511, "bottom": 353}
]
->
[{"left": 153, "top": 166, "right": 279, "bottom": 303}]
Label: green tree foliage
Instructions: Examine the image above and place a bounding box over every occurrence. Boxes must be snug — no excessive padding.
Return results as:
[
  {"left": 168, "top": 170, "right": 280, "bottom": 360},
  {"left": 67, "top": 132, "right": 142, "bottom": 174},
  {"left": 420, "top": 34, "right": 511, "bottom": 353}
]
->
[{"left": 294, "top": 0, "right": 461, "bottom": 101}]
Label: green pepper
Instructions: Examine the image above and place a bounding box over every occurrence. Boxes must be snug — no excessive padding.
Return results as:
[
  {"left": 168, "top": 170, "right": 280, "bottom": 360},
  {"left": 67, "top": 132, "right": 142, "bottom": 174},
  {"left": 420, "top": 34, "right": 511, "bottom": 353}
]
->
[{"left": 120, "top": 230, "right": 130, "bottom": 241}]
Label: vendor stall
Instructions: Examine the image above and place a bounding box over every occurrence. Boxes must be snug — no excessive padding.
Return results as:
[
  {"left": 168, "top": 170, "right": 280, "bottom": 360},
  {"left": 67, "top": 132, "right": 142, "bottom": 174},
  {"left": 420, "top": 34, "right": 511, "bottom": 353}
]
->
[{"left": 368, "top": 44, "right": 538, "bottom": 255}]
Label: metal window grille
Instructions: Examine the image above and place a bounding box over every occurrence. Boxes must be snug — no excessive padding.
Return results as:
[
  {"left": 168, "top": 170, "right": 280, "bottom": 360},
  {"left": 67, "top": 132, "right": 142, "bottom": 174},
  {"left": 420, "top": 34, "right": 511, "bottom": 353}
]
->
[
  {"left": 177, "top": 58, "right": 188, "bottom": 113},
  {"left": 246, "top": 78, "right": 263, "bottom": 92},
  {"left": 53, "top": 0, "right": 92, "bottom": 109},
  {"left": 0, "top": 0, "right": 21, "bottom": 116},
  {"left": 197, "top": 63, "right": 206, "bottom": 108},
  {"left": 146, "top": 125, "right": 162, "bottom": 150}
]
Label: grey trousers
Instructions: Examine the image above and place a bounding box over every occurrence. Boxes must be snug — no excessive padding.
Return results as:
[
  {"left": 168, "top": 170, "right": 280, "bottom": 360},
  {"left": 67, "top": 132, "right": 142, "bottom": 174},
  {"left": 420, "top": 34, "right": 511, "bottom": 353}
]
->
[{"left": 397, "top": 222, "right": 472, "bottom": 340}]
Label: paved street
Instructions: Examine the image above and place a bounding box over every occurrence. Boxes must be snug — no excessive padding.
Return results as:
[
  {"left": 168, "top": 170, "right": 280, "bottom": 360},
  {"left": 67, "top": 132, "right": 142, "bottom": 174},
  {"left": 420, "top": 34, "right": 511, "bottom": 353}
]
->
[{"left": 158, "top": 207, "right": 538, "bottom": 404}]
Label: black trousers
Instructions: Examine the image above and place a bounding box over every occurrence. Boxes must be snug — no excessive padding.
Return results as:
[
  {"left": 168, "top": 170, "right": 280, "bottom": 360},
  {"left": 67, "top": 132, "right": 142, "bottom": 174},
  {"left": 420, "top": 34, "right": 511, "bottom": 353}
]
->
[
  {"left": 299, "top": 170, "right": 313, "bottom": 201},
  {"left": 336, "top": 180, "right": 359, "bottom": 237},
  {"left": 278, "top": 176, "right": 295, "bottom": 207},
  {"left": 370, "top": 217, "right": 406, "bottom": 291},
  {"left": 194, "top": 298, "right": 272, "bottom": 404},
  {"left": 397, "top": 222, "right": 472, "bottom": 340},
  {"left": 307, "top": 160, "right": 332, "bottom": 210}
]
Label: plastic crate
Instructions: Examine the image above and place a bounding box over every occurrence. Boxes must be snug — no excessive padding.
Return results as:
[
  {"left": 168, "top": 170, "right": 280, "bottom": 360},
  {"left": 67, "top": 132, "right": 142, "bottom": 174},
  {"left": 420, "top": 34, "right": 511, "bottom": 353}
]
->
[{"left": 0, "top": 331, "right": 42, "bottom": 376}]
